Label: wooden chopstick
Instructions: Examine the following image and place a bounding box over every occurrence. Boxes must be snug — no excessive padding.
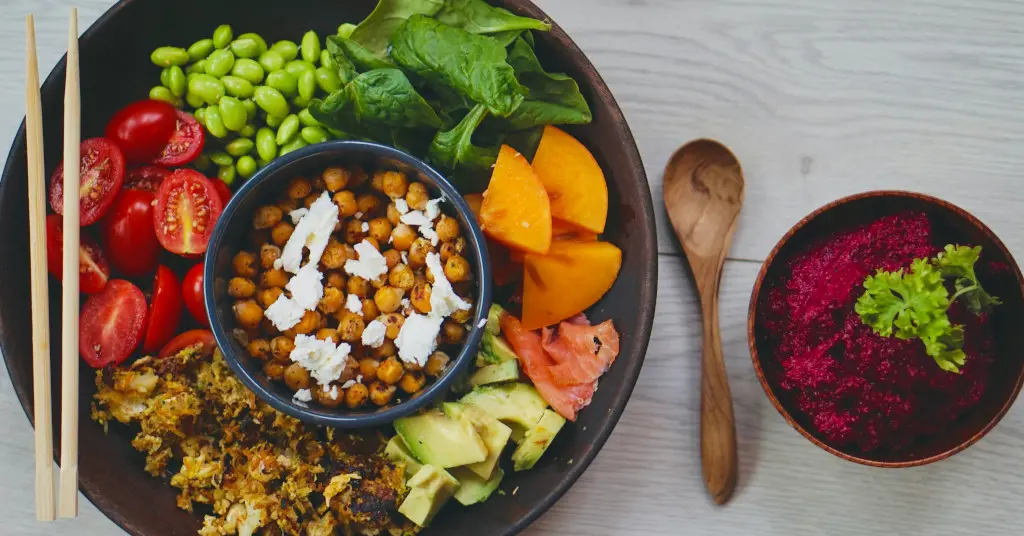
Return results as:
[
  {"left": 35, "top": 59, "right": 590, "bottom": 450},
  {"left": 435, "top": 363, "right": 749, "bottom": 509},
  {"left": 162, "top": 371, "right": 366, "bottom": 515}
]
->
[
  {"left": 25, "top": 14, "right": 56, "bottom": 522},
  {"left": 57, "top": 7, "right": 80, "bottom": 520}
]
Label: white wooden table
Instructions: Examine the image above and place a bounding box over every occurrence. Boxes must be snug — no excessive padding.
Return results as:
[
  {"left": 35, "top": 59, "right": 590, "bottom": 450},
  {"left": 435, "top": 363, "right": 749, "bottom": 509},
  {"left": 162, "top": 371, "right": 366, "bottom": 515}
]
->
[{"left": 2, "top": 0, "right": 1023, "bottom": 534}]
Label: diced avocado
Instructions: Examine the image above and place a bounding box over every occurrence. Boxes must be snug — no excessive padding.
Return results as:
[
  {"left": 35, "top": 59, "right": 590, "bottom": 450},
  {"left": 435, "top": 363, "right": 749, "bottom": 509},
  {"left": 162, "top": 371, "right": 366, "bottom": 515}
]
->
[
  {"left": 394, "top": 409, "right": 489, "bottom": 468},
  {"left": 511, "top": 409, "right": 566, "bottom": 471},
  {"left": 459, "top": 383, "right": 548, "bottom": 443},
  {"left": 398, "top": 464, "right": 460, "bottom": 527},
  {"left": 479, "top": 331, "right": 519, "bottom": 365},
  {"left": 450, "top": 467, "right": 504, "bottom": 506},
  {"left": 442, "top": 402, "right": 512, "bottom": 479},
  {"left": 486, "top": 304, "right": 504, "bottom": 335},
  {"left": 470, "top": 360, "right": 520, "bottom": 387},
  {"left": 384, "top": 436, "right": 423, "bottom": 482}
]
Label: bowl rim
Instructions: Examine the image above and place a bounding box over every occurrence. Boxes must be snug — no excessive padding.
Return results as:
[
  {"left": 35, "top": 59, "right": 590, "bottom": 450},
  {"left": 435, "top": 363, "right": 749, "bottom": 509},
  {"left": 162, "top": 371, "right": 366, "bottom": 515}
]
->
[
  {"left": 747, "top": 189, "right": 1024, "bottom": 468},
  {"left": 203, "top": 140, "right": 493, "bottom": 428}
]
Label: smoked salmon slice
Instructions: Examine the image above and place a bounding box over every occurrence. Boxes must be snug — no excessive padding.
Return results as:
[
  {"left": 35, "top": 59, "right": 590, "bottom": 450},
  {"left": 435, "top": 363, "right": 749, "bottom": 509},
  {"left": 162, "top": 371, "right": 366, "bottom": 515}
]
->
[{"left": 545, "top": 320, "right": 620, "bottom": 387}]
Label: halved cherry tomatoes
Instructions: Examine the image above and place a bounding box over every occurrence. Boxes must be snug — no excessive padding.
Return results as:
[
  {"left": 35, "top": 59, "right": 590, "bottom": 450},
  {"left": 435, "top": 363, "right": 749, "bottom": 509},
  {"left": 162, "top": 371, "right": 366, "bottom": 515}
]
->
[
  {"left": 105, "top": 99, "right": 177, "bottom": 165},
  {"left": 153, "top": 169, "right": 223, "bottom": 256},
  {"left": 210, "top": 178, "right": 232, "bottom": 208},
  {"left": 158, "top": 329, "right": 216, "bottom": 359},
  {"left": 182, "top": 262, "right": 209, "bottom": 327},
  {"left": 124, "top": 166, "right": 170, "bottom": 193},
  {"left": 102, "top": 189, "right": 160, "bottom": 277},
  {"left": 142, "top": 266, "right": 183, "bottom": 354},
  {"left": 79, "top": 279, "right": 147, "bottom": 368},
  {"left": 49, "top": 138, "right": 126, "bottom": 226},
  {"left": 45, "top": 214, "right": 110, "bottom": 294},
  {"left": 152, "top": 110, "right": 204, "bottom": 167}
]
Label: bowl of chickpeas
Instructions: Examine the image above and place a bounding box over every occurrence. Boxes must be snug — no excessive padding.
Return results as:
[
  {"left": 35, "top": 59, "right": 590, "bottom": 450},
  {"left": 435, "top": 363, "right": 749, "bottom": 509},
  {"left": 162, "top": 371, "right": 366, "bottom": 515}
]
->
[{"left": 204, "top": 140, "right": 492, "bottom": 428}]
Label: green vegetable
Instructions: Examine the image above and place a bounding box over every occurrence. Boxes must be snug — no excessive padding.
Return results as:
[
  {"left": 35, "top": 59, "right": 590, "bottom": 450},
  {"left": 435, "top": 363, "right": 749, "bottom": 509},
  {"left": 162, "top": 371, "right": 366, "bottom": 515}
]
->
[
  {"left": 390, "top": 16, "right": 525, "bottom": 117},
  {"left": 256, "top": 127, "right": 279, "bottom": 161},
  {"left": 149, "top": 86, "right": 178, "bottom": 106},
  {"left": 315, "top": 67, "right": 343, "bottom": 94},
  {"left": 210, "top": 151, "right": 234, "bottom": 166},
  {"left": 434, "top": 0, "right": 551, "bottom": 35},
  {"left": 241, "top": 98, "right": 258, "bottom": 121},
  {"left": 205, "top": 48, "right": 235, "bottom": 78},
  {"left": 298, "top": 70, "right": 318, "bottom": 101},
  {"left": 426, "top": 104, "right": 497, "bottom": 188},
  {"left": 185, "top": 91, "right": 204, "bottom": 109},
  {"left": 502, "top": 126, "right": 544, "bottom": 161},
  {"left": 186, "top": 60, "right": 208, "bottom": 75},
  {"left": 279, "top": 137, "right": 307, "bottom": 156},
  {"left": 276, "top": 114, "right": 301, "bottom": 145},
  {"left": 254, "top": 86, "right": 290, "bottom": 117},
  {"left": 320, "top": 49, "right": 336, "bottom": 70},
  {"left": 300, "top": 125, "right": 330, "bottom": 145},
  {"left": 326, "top": 35, "right": 394, "bottom": 75},
  {"left": 204, "top": 106, "right": 229, "bottom": 138},
  {"left": 338, "top": 23, "right": 357, "bottom": 38},
  {"left": 240, "top": 124, "right": 257, "bottom": 138},
  {"left": 265, "top": 113, "right": 285, "bottom": 128},
  {"left": 284, "top": 60, "right": 316, "bottom": 77},
  {"left": 163, "top": 66, "right": 187, "bottom": 97},
  {"left": 349, "top": 0, "right": 445, "bottom": 57},
  {"left": 151, "top": 46, "right": 190, "bottom": 67},
  {"left": 266, "top": 70, "right": 299, "bottom": 97},
  {"left": 238, "top": 33, "right": 269, "bottom": 54},
  {"left": 231, "top": 58, "right": 265, "bottom": 84},
  {"left": 193, "top": 153, "right": 212, "bottom": 171},
  {"left": 501, "top": 36, "right": 591, "bottom": 129},
  {"left": 218, "top": 96, "right": 248, "bottom": 131},
  {"left": 187, "top": 39, "right": 215, "bottom": 62},
  {"left": 226, "top": 137, "right": 254, "bottom": 157},
  {"left": 218, "top": 163, "right": 237, "bottom": 184},
  {"left": 230, "top": 37, "right": 263, "bottom": 58},
  {"left": 258, "top": 50, "right": 286, "bottom": 72},
  {"left": 212, "top": 25, "right": 234, "bottom": 49},
  {"left": 934, "top": 245, "right": 1002, "bottom": 314},
  {"left": 298, "top": 108, "right": 321, "bottom": 127},
  {"left": 237, "top": 155, "right": 258, "bottom": 178},
  {"left": 271, "top": 40, "right": 300, "bottom": 61},
  {"left": 187, "top": 74, "right": 225, "bottom": 105},
  {"left": 300, "top": 30, "right": 322, "bottom": 64},
  {"left": 221, "top": 76, "right": 254, "bottom": 99}
]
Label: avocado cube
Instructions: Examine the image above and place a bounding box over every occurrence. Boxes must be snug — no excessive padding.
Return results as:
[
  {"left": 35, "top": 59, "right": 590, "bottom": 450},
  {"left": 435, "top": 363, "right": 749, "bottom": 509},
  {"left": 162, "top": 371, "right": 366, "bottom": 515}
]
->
[
  {"left": 450, "top": 467, "right": 504, "bottom": 506},
  {"left": 478, "top": 331, "right": 519, "bottom": 365},
  {"left": 394, "top": 409, "right": 489, "bottom": 468},
  {"left": 486, "top": 304, "right": 505, "bottom": 335},
  {"left": 470, "top": 360, "right": 520, "bottom": 387},
  {"left": 398, "top": 464, "right": 460, "bottom": 527},
  {"left": 384, "top": 436, "right": 423, "bottom": 482},
  {"left": 511, "top": 409, "right": 566, "bottom": 471},
  {"left": 443, "top": 402, "right": 512, "bottom": 479},
  {"left": 459, "top": 383, "right": 548, "bottom": 443}
]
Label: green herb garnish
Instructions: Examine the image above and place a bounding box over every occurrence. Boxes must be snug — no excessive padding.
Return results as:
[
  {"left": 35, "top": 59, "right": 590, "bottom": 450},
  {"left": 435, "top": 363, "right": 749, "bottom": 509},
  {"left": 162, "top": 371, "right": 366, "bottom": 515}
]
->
[{"left": 854, "top": 245, "right": 999, "bottom": 373}]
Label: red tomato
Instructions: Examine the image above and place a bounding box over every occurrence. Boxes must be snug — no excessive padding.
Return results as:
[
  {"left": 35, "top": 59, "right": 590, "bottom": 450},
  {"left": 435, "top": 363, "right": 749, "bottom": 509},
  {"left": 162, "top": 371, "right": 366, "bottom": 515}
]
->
[
  {"left": 210, "top": 178, "right": 232, "bottom": 207},
  {"left": 158, "top": 329, "right": 216, "bottom": 359},
  {"left": 153, "top": 169, "right": 223, "bottom": 256},
  {"left": 105, "top": 99, "right": 177, "bottom": 165},
  {"left": 124, "top": 165, "right": 170, "bottom": 193},
  {"left": 49, "top": 138, "right": 126, "bottom": 226},
  {"left": 101, "top": 189, "right": 160, "bottom": 277},
  {"left": 152, "top": 110, "right": 204, "bottom": 167},
  {"left": 182, "top": 262, "right": 209, "bottom": 327},
  {"left": 142, "top": 266, "right": 183, "bottom": 354},
  {"left": 79, "top": 279, "right": 147, "bottom": 368},
  {"left": 45, "top": 214, "right": 110, "bottom": 294}
]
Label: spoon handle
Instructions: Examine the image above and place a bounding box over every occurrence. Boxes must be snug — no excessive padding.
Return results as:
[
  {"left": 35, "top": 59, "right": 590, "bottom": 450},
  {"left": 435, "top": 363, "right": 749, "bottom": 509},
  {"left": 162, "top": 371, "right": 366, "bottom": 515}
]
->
[{"left": 698, "top": 283, "right": 738, "bottom": 505}]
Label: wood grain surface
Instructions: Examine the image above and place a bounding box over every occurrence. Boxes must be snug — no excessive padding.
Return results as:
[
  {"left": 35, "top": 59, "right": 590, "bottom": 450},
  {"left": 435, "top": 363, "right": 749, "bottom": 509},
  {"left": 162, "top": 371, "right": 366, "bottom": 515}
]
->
[{"left": 1, "top": 0, "right": 1022, "bottom": 535}]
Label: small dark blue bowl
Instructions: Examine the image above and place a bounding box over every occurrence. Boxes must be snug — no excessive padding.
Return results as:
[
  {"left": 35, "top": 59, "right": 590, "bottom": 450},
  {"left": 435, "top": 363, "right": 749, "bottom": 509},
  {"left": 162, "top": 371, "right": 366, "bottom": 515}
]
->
[{"left": 204, "top": 140, "right": 492, "bottom": 428}]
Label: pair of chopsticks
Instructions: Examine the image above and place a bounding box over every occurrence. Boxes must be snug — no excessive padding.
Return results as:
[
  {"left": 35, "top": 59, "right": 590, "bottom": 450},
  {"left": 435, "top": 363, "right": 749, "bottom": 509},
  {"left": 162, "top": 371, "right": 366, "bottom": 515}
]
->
[{"left": 26, "top": 8, "right": 80, "bottom": 521}]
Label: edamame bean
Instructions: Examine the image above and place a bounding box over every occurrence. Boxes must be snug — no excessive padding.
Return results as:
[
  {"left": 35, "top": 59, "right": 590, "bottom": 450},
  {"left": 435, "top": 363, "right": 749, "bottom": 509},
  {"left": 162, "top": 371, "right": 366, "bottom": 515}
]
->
[
  {"left": 297, "top": 108, "right": 320, "bottom": 128},
  {"left": 226, "top": 137, "right": 255, "bottom": 157},
  {"left": 165, "top": 66, "right": 186, "bottom": 97},
  {"left": 271, "top": 40, "right": 299, "bottom": 61},
  {"left": 292, "top": 95, "right": 312, "bottom": 109},
  {"left": 276, "top": 114, "right": 300, "bottom": 145},
  {"left": 279, "top": 138, "right": 307, "bottom": 156},
  {"left": 219, "top": 97, "right": 248, "bottom": 131},
  {"left": 212, "top": 25, "right": 234, "bottom": 49},
  {"left": 231, "top": 59, "right": 265, "bottom": 84},
  {"left": 237, "top": 33, "right": 268, "bottom": 54},
  {"left": 160, "top": 68, "right": 173, "bottom": 90},
  {"left": 326, "top": 127, "right": 346, "bottom": 139},
  {"left": 284, "top": 60, "right": 315, "bottom": 77},
  {"left": 338, "top": 23, "right": 356, "bottom": 38},
  {"left": 266, "top": 71, "right": 298, "bottom": 98},
  {"left": 204, "top": 107, "right": 229, "bottom": 138},
  {"left": 194, "top": 107, "right": 207, "bottom": 122},
  {"left": 149, "top": 86, "right": 177, "bottom": 105},
  {"left": 187, "top": 39, "right": 215, "bottom": 61},
  {"left": 188, "top": 74, "right": 225, "bottom": 105},
  {"left": 210, "top": 151, "right": 234, "bottom": 166},
  {"left": 206, "top": 49, "right": 235, "bottom": 77},
  {"left": 298, "top": 70, "right": 317, "bottom": 101},
  {"left": 240, "top": 124, "right": 257, "bottom": 138},
  {"left": 253, "top": 86, "right": 289, "bottom": 118},
  {"left": 300, "top": 126, "right": 329, "bottom": 145},
  {"left": 218, "top": 164, "right": 237, "bottom": 185},
  {"left": 151, "top": 46, "right": 189, "bottom": 67},
  {"left": 256, "top": 128, "right": 278, "bottom": 161},
  {"left": 237, "top": 156, "right": 258, "bottom": 179},
  {"left": 256, "top": 157, "right": 271, "bottom": 167},
  {"left": 266, "top": 114, "right": 285, "bottom": 128},
  {"left": 241, "top": 99, "right": 257, "bottom": 121},
  {"left": 194, "top": 153, "right": 212, "bottom": 170},
  {"left": 221, "top": 76, "right": 254, "bottom": 99},
  {"left": 314, "top": 67, "right": 341, "bottom": 94},
  {"left": 258, "top": 50, "right": 285, "bottom": 73},
  {"left": 321, "top": 49, "right": 337, "bottom": 70},
  {"left": 300, "top": 31, "right": 321, "bottom": 64},
  {"left": 186, "top": 91, "right": 205, "bottom": 109},
  {"left": 230, "top": 37, "right": 262, "bottom": 59},
  {"left": 187, "top": 59, "right": 208, "bottom": 75}
]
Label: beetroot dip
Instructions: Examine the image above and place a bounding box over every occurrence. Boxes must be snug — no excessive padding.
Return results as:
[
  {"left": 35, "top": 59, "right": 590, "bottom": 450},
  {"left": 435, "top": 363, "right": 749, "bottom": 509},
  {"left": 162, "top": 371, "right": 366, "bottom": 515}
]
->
[{"left": 758, "top": 211, "right": 1002, "bottom": 455}]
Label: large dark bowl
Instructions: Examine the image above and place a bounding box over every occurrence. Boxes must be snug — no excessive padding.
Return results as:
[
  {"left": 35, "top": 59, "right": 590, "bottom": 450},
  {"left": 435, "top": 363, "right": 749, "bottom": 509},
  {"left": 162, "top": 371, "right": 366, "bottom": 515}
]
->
[
  {"left": 748, "top": 191, "right": 1024, "bottom": 468},
  {"left": 0, "top": 0, "right": 657, "bottom": 534}
]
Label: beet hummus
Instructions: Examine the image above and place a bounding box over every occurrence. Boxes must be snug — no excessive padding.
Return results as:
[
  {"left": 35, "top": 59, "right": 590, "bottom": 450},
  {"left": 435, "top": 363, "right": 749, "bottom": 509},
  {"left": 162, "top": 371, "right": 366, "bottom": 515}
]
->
[{"left": 759, "top": 211, "right": 1001, "bottom": 454}]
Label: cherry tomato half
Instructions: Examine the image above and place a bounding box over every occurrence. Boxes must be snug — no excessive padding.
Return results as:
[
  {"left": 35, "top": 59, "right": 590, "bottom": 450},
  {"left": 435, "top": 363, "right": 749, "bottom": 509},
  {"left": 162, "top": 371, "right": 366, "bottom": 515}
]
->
[
  {"left": 124, "top": 165, "right": 170, "bottom": 193},
  {"left": 102, "top": 189, "right": 160, "bottom": 277},
  {"left": 182, "top": 262, "right": 209, "bottom": 327},
  {"left": 152, "top": 110, "right": 204, "bottom": 167},
  {"left": 105, "top": 99, "right": 177, "bottom": 165},
  {"left": 210, "top": 178, "right": 232, "bottom": 208},
  {"left": 49, "top": 138, "right": 126, "bottom": 226},
  {"left": 153, "top": 169, "right": 223, "bottom": 256},
  {"left": 142, "top": 266, "right": 183, "bottom": 354},
  {"left": 158, "top": 329, "right": 216, "bottom": 359},
  {"left": 79, "top": 279, "right": 147, "bottom": 368},
  {"left": 45, "top": 214, "right": 110, "bottom": 294}
]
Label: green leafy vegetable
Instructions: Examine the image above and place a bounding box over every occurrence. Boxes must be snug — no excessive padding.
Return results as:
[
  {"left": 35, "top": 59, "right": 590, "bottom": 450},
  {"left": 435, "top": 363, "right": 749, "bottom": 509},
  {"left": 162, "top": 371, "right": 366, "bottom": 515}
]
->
[
  {"left": 434, "top": 0, "right": 552, "bottom": 35},
  {"left": 349, "top": 0, "right": 445, "bottom": 57},
  {"left": 501, "top": 36, "right": 592, "bottom": 129},
  {"left": 935, "top": 244, "right": 1002, "bottom": 314},
  {"left": 390, "top": 15, "right": 526, "bottom": 117},
  {"left": 326, "top": 37, "right": 359, "bottom": 83},
  {"left": 327, "top": 35, "right": 395, "bottom": 77},
  {"left": 426, "top": 104, "right": 498, "bottom": 190}
]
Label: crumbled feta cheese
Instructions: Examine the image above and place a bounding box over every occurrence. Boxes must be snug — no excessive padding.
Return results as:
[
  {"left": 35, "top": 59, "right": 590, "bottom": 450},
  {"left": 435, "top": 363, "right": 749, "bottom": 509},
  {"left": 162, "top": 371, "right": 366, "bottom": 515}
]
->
[
  {"left": 344, "top": 240, "right": 388, "bottom": 280},
  {"left": 322, "top": 383, "right": 332, "bottom": 393},
  {"left": 394, "top": 199, "right": 409, "bottom": 214},
  {"left": 356, "top": 375, "right": 363, "bottom": 384},
  {"left": 361, "top": 319, "right": 387, "bottom": 348},
  {"left": 400, "top": 210, "right": 431, "bottom": 227},
  {"left": 293, "top": 389, "right": 313, "bottom": 403},
  {"left": 285, "top": 263, "right": 324, "bottom": 310},
  {"left": 345, "top": 293, "right": 363, "bottom": 314},
  {"left": 420, "top": 223, "right": 439, "bottom": 246},
  {"left": 354, "top": 211, "right": 364, "bottom": 220},
  {"left": 341, "top": 379, "right": 356, "bottom": 389},
  {"left": 289, "top": 208, "right": 308, "bottom": 225},
  {"left": 361, "top": 221, "right": 370, "bottom": 232},
  {"left": 425, "top": 198, "right": 442, "bottom": 221},
  {"left": 426, "top": 252, "right": 471, "bottom": 317},
  {"left": 395, "top": 313, "right": 443, "bottom": 367},
  {"left": 290, "top": 334, "right": 352, "bottom": 386},
  {"left": 265, "top": 295, "right": 306, "bottom": 330},
  {"left": 401, "top": 298, "right": 411, "bottom": 308},
  {"left": 328, "top": 385, "right": 340, "bottom": 400},
  {"left": 401, "top": 251, "right": 408, "bottom": 264},
  {"left": 279, "top": 192, "right": 339, "bottom": 274},
  {"left": 477, "top": 318, "right": 487, "bottom": 328}
]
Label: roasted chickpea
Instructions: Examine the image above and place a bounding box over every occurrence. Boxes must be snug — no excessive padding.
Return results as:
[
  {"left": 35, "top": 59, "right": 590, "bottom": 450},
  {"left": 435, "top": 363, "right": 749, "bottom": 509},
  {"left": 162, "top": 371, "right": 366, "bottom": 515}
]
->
[
  {"left": 325, "top": 271, "right": 347, "bottom": 289},
  {"left": 410, "top": 283, "right": 432, "bottom": 314},
  {"left": 260, "top": 317, "right": 280, "bottom": 337},
  {"left": 345, "top": 383, "right": 369, "bottom": 408},
  {"left": 247, "top": 229, "right": 271, "bottom": 250},
  {"left": 374, "top": 286, "right": 404, "bottom": 314},
  {"left": 290, "top": 310, "right": 321, "bottom": 336},
  {"left": 233, "top": 251, "right": 258, "bottom": 278},
  {"left": 388, "top": 264, "right": 416, "bottom": 290},
  {"left": 314, "top": 384, "right": 345, "bottom": 408},
  {"left": 288, "top": 177, "right": 312, "bottom": 199},
  {"left": 344, "top": 218, "right": 367, "bottom": 244},
  {"left": 259, "top": 244, "right": 281, "bottom": 270},
  {"left": 408, "top": 238, "right": 434, "bottom": 269},
  {"left": 377, "top": 356, "right": 405, "bottom": 385},
  {"left": 439, "top": 241, "right": 459, "bottom": 263},
  {"left": 357, "top": 193, "right": 382, "bottom": 216},
  {"left": 386, "top": 203, "right": 402, "bottom": 226},
  {"left": 341, "top": 355, "right": 360, "bottom": 383},
  {"left": 271, "top": 221, "right": 294, "bottom": 246},
  {"left": 319, "top": 287, "right": 344, "bottom": 314},
  {"left": 333, "top": 190, "right": 358, "bottom": 217},
  {"left": 364, "top": 237, "right": 381, "bottom": 252},
  {"left": 310, "top": 173, "right": 325, "bottom": 191},
  {"left": 370, "top": 170, "right": 387, "bottom": 192},
  {"left": 360, "top": 299, "right": 380, "bottom": 323},
  {"left": 271, "top": 336, "right": 295, "bottom": 363},
  {"left": 322, "top": 166, "right": 350, "bottom": 192},
  {"left": 348, "top": 165, "right": 368, "bottom": 189},
  {"left": 337, "top": 312, "right": 365, "bottom": 342},
  {"left": 381, "top": 171, "right": 409, "bottom": 199},
  {"left": 383, "top": 249, "right": 402, "bottom": 270},
  {"left": 372, "top": 339, "right": 397, "bottom": 359},
  {"left": 406, "top": 182, "right": 429, "bottom": 211},
  {"left": 380, "top": 313, "right": 405, "bottom": 340},
  {"left": 228, "top": 277, "right": 257, "bottom": 299},
  {"left": 424, "top": 351, "right": 450, "bottom": 377},
  {"left": 403, "top": 358, "right": 423, "bottom": 372},
  {"left": 284, "top": 363, "right": 311, "bottom": 391},
  {"left": 391, "top": 224, "right": 416, "bottom": 251},
  {"left": 253, "top": 205, "right": 283, "bottom": 230},
  {"left": 233, "top": 300, "right": 263, "bottom": 329},
  {"left": 369, "top": 381, "right": 397, "bottom": 406},
  {"left": 316, "top": 328, "right": 341, "bottom": 345},
  {"left": 263, "top": 361, "right": 286, "bottom": 380},
  {"left": 257, "top": 287, "right": 284, "bottom": 309},
  {"left": 450, "top": 306, "right": 473, "bottom": 324},
  {"left": 399, "top": 371, "right": 427, "bottom": 394},
  {"left": 442, "top": 319, "right": 467, "bottom": 344},
  {"left": 435, "top": 215, "right": 460, "bottom": 242},
  {"left": 303, "top": 192, "right": 320, "bottom": 209},
  {"left": 260, "top": 268, "right": 290, "bottom": 288},
  {"left": 347, "top": 276, "right": 371, "bottom": 298},
  {"left": 366, "top": 217, "right": 392, "bottom": 243},
  {"left": 414, "top": 272, "right": 428, "bottom": 287},
  {"left": 247, "top": 339, "right": 272, "bottom": 361},
  {"left": 445, "top": 255, "right": 472, "bottom": 283},
  {"left": 359, "top": 358, "right": 380, "bottom": 383},
  {"left": 277, "top": 195, "right": 299, "bottom": 213},
  {"left": 320, "top": 237, "right": 348, "bottom": 269}
]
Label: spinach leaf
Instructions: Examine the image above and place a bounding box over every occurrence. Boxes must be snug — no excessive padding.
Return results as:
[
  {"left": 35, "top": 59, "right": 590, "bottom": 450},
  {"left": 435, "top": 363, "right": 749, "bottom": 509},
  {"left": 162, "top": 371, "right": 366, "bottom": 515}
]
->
[
  {"left": 427, "top": 104, "right": 498, "bottom": 189},
  {"left": 490, "top": 30, "right": 524, "bottom": 48},
  {"left": 501, "top": 36, "right": 592, "bottom": 129},
  {"left": 501, "top": 126, "right": 544, "bottom": 162},
  {"left": 350, "top": 0, "right": 445, "bottom": 57},
  {"left": 390, "top": 15, "right": 526, "bottom": 117},
  {"left": 326, "top": 36, "right": 359, "bottom": 83},
  {"left": 327, "top": 35, "right": 395, "bottom": 75},
  {"left": 435, "top": 0, "right": 551, "bottom": 35}
]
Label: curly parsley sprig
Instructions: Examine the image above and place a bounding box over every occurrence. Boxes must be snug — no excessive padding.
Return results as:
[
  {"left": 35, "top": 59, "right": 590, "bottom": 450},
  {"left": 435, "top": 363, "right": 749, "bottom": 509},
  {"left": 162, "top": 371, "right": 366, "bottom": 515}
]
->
[{"left": 854, "top": 245, "right": 999, "bottom": 373}]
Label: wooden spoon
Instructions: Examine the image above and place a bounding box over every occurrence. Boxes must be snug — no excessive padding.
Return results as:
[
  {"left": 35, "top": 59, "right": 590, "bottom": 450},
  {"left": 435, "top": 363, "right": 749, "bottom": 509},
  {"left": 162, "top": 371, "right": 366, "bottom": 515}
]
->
[{"left": 663, "top": 139, "right": 744, "bottom": 505}]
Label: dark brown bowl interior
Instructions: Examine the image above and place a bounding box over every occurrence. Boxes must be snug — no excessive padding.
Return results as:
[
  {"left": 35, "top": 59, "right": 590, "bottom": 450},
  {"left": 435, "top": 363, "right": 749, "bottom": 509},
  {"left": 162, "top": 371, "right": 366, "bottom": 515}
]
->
[
  {"left": 748, "top": 191, "right": 1024, "bottom": 467},
  {"left": 0, "top": 1, "right": 657, "bottom": 534}
]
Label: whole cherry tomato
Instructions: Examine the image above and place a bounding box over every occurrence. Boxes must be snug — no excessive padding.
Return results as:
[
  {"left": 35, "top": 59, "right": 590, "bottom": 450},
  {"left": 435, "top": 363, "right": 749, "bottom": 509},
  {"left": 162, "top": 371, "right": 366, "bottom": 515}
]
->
[
  {"left": 105, "top": 99, "right": 177, "bottom": 165},
  {"left": 182, "top": 262, "right": 209, "bottom": 327},
  {"left": 210, "top": 178, "right": 232, "bottom": 208},
  {"left": 102, "top": 189, "right": 160, "bottom": 277}
]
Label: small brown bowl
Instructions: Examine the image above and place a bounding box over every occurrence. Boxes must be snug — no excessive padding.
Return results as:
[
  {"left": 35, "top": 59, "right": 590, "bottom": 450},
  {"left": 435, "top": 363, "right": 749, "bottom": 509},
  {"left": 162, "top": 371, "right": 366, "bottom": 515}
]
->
[{"left": 748, "top": 190, "right": 1024, "bottom": 467}]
